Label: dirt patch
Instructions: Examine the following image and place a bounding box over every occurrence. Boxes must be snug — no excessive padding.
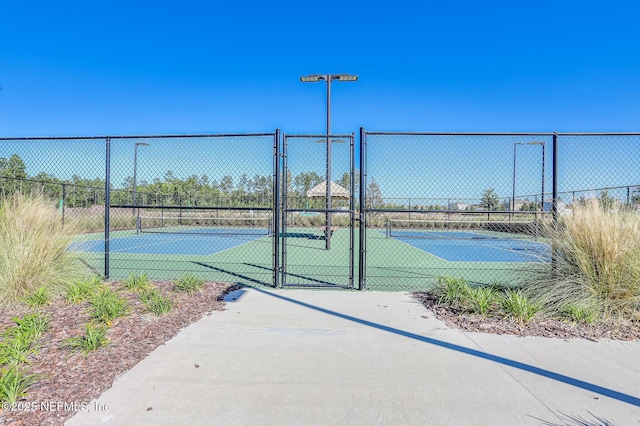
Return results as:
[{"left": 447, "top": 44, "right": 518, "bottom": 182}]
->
[
  {"left": 413, "top": 291, "right": 640, "bottom": 341},
  {"left": 0, "top": 281, "right": 233, "bottom": 426}
]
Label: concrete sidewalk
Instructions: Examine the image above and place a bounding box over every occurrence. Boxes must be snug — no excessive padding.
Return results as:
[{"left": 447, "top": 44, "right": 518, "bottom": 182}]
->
[{"left": 67, "top": 288, "right": 640, "bottom": 425}]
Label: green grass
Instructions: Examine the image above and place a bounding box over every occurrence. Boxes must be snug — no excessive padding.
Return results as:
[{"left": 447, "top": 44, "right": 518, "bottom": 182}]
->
[
  {"left": 87, "top": 288, "right": 129, "bottom": 326},
  {"left": 121, "top": 273, "right": 153, "bottom": 294},
  {"left": 66, "top": 276, "right": 102, "bottom": 304},
  {"left": 139, "top": 289, "right": 173, "bottom": 316},
  {"left": 0, "top": 193, "right": 82, "bottom": 306},
  {"left": 63, "top": 323, "right": 109, "bottom": 356},
  {"left": 173, "top": 274, "right": 205, "bottom": 295},
  {"left": 0, "top": 366, "right": 41, "bottom": 403}
]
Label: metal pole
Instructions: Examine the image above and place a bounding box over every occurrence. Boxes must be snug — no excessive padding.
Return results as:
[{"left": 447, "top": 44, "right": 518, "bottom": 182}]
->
[
  {"left": 105, "top": 137, "right": 111, "bottom": 279},
  {"left": 512, "top": 143, "right": 517, "bottom": 214},
  {"left": 326, "top": 75, "right": 332, "bottom": 250},
  {"left": 358, "top": 127, "right": 366, "bottom": 290},
  {"left": 552, "top": 133, "right": 558, "bottom": 223},
  {"left": 273, "top": 129, "right": 280, "bottom": 288},
  {"left": 541, "top": 142, "right": 546, "bottom": 212},
  {"left": 349, "top": 133, "right": 355, "bottom": 289},
  {"left": 133, "top": 143, "right": 138, "bottom": 215}
]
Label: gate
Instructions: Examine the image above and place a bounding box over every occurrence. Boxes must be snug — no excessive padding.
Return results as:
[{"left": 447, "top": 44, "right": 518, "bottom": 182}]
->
[{"left": 280, "top": 133, "right": 357, "bottom": 288}]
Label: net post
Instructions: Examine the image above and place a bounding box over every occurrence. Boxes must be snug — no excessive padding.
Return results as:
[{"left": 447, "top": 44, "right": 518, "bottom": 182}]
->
[{"left": 386, "top": 218, "right": 391, "bottom": 238}]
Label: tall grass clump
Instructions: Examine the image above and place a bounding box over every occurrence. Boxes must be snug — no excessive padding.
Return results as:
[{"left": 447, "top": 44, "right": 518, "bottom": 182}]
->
[
  {"left": 0, "top": 193, "right": 81, "bottom": 306},
  {"left": 525, "top": 200, "right": 640, "bottom": 320}
]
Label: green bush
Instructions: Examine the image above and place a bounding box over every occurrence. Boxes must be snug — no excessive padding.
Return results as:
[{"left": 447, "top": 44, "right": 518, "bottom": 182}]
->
[
  {"left": 139, "top": 289, "right": 173, "bottom": 316},
  {"left": 0, "top": 366, "right": 41, "bottom": 403},
  {"left": 173, "top": 274, "right": 204, "bottom": 295},
  {"left": 502, "top": 290, "right": 540, "bottom": 324},
  {"left": 87, "top": 288, "right": 129, "bottom": 326},
  {"left": 63, "top": 323, "right": 109, "bottom": 356},
  {"left": 121, "top": 273, "right": 153, "bottom": 294},
  {"left": 66, "top": 276, "right": 102, "bottom": 304},
  {"left": 24, "top": 287, "right": 51, "bottom": 308}
]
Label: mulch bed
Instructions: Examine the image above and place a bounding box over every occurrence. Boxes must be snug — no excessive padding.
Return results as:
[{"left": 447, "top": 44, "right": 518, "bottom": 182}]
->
[
  {"left": 413, "top": 292, "right": 640, "bottom": 341},
  {"left": 0, "top": 281, "right": 233, "bottom": 426}
]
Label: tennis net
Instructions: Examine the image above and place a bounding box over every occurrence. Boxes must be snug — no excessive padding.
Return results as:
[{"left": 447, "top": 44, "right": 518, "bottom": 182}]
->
[
  {"left": 385, "top": 219, "right": 540, "bottom": 240},
  {"left": 136, "top": 216, "right": 273, "bottom": 237}
]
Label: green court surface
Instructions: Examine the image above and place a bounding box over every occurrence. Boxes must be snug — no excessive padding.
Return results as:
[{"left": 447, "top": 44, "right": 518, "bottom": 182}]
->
[{"left": 76, "top": 228, "right": 537, "bottom": 291}]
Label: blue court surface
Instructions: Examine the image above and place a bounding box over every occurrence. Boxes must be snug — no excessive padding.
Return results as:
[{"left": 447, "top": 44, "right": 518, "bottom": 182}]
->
[
  {"left": 73, "top": 231, "right": 266, "bottom": 256},
  {"left": 387, "top": 230, "right": 550, "bottom": 262}
]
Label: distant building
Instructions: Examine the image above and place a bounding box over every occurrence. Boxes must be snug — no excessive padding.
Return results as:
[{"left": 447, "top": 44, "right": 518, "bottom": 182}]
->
[{"left": 448, "top": 202, "right": 468, "bottom": 210}]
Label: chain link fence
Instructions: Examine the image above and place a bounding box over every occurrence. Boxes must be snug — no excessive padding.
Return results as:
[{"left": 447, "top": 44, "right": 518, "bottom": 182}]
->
[
  {"left": 1, "top": 131, "right": 638, "bottom": 291},
  {"left": 360, "top": 131, "right": 640, "bottom": 291}
]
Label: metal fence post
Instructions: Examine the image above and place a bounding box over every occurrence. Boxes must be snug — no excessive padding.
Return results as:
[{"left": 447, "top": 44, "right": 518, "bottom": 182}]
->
[
  {"left": 281, "top": 134, "right": 288, "bottom": 288},
  {"left": 358, "top": 127, "right": 366, "bottom": 290},
  {"left": 273, "top": 129, "right": 280, "bottom": 288},
  {"left": 552, "top": 133, "right": 558, "bottom": 223},
  {"left": 349, "top": 133, "right": 355, "bottom": 289},
  {"left": 104, "top": 137, "right": 111, "bottom": 279}
]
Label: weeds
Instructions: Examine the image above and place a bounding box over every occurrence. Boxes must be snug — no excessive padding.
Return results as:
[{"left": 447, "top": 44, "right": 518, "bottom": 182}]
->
[{"left": 173, "top": 274, "right": 204, "bottom": 295}]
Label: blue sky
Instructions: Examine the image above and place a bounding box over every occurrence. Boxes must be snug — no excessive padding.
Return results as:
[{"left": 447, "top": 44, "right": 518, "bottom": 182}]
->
[
  {"left": 1, "top": 1, "right": 639, "bottom": 203},
  {"left": 2, "top": 0, "right": 639, "bottom": 137}
]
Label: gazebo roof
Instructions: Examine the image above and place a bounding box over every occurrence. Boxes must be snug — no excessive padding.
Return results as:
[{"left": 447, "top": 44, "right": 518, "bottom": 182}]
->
[{"left": 306, "top": 180, "right": 350, "bottom": 199}]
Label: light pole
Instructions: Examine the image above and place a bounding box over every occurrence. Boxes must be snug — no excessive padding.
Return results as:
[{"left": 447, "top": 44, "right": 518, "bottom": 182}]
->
[
  {"left": 528, "top": 141, "right": 546, "bottom": 211},
  {"left": 133, "top": 142, "right": 150, "bottom": 214},
  {"left": 513, "top": 141, "right": 546, "bottom": 215},
  {"left": 300, "top": 73, "right": 358, "bottom": 250},
  {"left": 512, "top": 143, "right": 524, "bottom": 213}
]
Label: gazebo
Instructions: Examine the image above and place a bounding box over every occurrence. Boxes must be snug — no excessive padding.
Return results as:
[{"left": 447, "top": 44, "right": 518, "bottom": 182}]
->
[
  {"left": 305, "top": 181, "right": 350, "bottom": 246},
  {"left": 306, "top": 180, "right": 350, "bottom": 200}
]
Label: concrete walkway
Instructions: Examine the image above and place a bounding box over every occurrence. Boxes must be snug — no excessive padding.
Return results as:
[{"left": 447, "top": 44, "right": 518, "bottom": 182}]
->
[{"left": 67, "top": 288, "right": 640, "bottom": 425}]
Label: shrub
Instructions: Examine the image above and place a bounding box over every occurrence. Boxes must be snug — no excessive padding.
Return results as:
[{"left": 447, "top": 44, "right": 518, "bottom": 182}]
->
[
  {"left": 0, "top": 193, "right": 81, "bottom": 306},
  {"left": 0, "top": 366, "right": 41, "bottom": 403},
  {"left": 121, "top": 273, "right": 153, "bottom": 294},
  {"left": 525, "top": 200, "right": 640, "bottom": 320},
  {"left": 173, "top": 274, "right": 204, "bottom": 295},
  {"left": 139, "top": 289, "right": 173, "bottom": 316},
  {"left": 63, "top": 323, "right": 109, "bottom": 356},
  {"left": 502, "top": 290, "right": 540, "bottom": 324},
  {"left": 433, "top": 276, "right": 471, "bottom": 307},
  {"left": 87, "top": 288, "right": 129, "bottom": 326},
  {"left": 24, "top": 287, "right": 51, "bottom": 308},
  {"left": 467, "top": 287, "right": 499, "bottom": 318},
  {"left": 66, "top": 276, "right": 102, "bottom": 304}
]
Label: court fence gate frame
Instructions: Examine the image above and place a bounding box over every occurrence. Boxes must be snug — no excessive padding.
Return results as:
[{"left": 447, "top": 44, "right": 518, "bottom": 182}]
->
[{"left": 1, "top": 130, "right": 639, "bottom": 291}]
